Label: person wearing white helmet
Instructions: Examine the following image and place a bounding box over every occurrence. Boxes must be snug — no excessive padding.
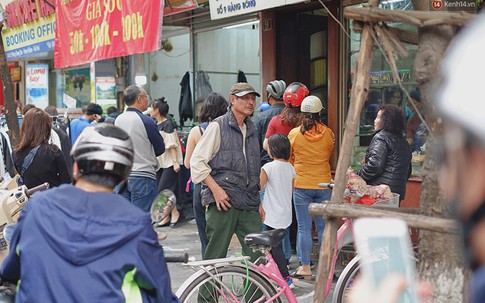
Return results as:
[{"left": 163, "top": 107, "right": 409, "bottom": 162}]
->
[
  {"left": 349, "top": 11, "right": 485, "bottom": 303},
  {"left": 254, "top": 79, "right": 287, "bottom": 166},
  {"left": 288, "top": 95, "right": 335, "bottom": 279},
  {"left": 261, "top": 81, "right": 309, "bottom": 266},
  {"left": 435, "top": 11, "right": 485, "bottom": 303},
  {"left": 0, "top": 123, "right": 179, "bottom": 302}
]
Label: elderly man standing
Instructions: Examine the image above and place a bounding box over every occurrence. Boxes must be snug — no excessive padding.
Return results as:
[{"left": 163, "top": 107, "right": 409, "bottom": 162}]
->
[
  {"left": 190, "top": 83, "right": 262, "bottom": 262},
  {"left": 115, "top": 85, "right": 165, "bottom": 212}
]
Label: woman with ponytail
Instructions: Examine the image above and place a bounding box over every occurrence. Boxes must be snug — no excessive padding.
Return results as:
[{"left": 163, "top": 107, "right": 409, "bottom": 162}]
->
[{"left": 288, "top": 95, "right": 335, "bottom": 279}]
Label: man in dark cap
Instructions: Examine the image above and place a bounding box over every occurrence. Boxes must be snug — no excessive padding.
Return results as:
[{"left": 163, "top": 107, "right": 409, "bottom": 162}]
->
[{"left": 190, "top": 82, "right": 262, "bottom": 263}]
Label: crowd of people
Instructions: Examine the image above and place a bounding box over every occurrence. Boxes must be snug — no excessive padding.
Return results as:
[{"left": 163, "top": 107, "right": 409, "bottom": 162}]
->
[
  {"left": 0, "top": 11, "right": 483, "bottom": 298},
  {"left": 0, "top": 77, "right": 411, "bottom": 299}
]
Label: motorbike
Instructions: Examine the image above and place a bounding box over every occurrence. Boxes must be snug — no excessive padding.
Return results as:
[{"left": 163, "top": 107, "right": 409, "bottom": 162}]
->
[
  {"left": 0, "top": 181, "right": 50, "bottom": 303},
  {"left": 0, "top": 182, "right": 50, "bottom": 259},
  {"left": 0, "top": 187, "right": 186, "bottom": 302}
]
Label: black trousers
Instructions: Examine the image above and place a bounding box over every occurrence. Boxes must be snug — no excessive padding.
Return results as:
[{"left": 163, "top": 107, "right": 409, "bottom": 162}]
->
[{"left": 264, "top": 225, "right": 290, "bottom": 278}]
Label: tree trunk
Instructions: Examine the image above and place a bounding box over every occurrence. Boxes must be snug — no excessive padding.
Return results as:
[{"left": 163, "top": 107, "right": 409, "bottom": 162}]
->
[
  {"left": 412, "top": 1, "right": 468, "bottom": 301},
  {"left": 0, "top": 25, "right": 20, "bottom": 147}
]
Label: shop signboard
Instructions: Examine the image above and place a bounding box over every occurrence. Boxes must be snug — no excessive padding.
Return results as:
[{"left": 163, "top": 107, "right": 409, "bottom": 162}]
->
[
  {"left": 25, "top": 64, "right": 49, "bottom": 109},
  {"left": 208, "top": 0, "right": 305, "bottom": 20},
  {"left": 10, "top": 67, "right": 21, "bottom": 82},
  {"left": 55, "top": 0, "right": 163, "bottom": 68},
  {"left": 2, "top": 13, "right": 56, "bottom": 60}
]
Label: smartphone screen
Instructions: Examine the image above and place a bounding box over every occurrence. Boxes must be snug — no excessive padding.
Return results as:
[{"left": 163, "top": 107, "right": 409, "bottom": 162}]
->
[{"left": 354, "top": 218, "right": 417, "bottom": 303}]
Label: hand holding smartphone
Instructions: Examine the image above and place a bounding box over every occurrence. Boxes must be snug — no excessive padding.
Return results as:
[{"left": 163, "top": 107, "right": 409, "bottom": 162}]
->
[{"left": 353, "top": 218, "right": 418, "bottom": 303}]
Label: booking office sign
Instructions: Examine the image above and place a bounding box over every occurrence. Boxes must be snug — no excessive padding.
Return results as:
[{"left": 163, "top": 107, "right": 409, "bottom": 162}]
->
[{"left": 1, "top": 13, "right": 56, "bottom": 61}]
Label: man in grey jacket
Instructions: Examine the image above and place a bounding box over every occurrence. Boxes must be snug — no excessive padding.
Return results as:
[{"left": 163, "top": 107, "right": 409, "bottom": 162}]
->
[{"left": 115, "top": 85, "right": 165, "bottom": 211}]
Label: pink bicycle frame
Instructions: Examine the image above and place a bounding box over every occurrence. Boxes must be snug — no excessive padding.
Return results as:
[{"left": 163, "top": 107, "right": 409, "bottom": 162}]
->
[
  {"left": 251, "top": 253, "right": 298, "bottom": 303},
  {"left": 324, "top": 218, "right": 353, "bottom": 298}
]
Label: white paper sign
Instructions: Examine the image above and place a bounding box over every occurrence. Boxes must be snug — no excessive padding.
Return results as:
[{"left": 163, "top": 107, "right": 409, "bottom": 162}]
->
[{"left": 63, "top": 93, "right": 77, "bottom": 108}]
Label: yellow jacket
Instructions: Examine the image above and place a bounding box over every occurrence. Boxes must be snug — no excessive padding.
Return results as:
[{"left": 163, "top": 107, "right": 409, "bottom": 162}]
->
[{"left": 288, "top": 122, "right": 335, "bottom": 189}]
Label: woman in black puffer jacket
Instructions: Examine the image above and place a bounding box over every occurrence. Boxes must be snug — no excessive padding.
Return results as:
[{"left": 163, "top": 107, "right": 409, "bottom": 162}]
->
[{"left": 358, "top": 104, "right": 411, "bottom": 200}]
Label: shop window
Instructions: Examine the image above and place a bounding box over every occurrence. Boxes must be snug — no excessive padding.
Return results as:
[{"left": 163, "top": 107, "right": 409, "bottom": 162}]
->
[
  {"left": 193, "top": 20, "right": 261, "bottom": 116},
  {"left": 56, "top": 66, "right": 91, "bottom": 109},
  {"left": 310, "top": 30, "right": 328, "bottom": 124},
  {"left": 348, "top": 0, "right": 425, "bottom": 177}
]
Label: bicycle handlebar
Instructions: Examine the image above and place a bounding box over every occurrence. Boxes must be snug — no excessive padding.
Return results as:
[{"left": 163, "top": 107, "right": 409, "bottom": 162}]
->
[
  {"left": 165, "top": 253, "right": 189, "bottom": 263},
  {"left": 26, "top": 182, "right": 50, "bottom": 197}
]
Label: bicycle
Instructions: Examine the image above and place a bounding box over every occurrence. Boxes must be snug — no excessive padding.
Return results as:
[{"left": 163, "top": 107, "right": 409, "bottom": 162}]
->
[
  {"left": 176, "top": 187, "right": 400, "bottom": 303},
  {"left": 332, "top": 216, "right": 418, "bottom": 303},
  {"left": 176, "top": 228, "right": 296, "bottom": 302}
]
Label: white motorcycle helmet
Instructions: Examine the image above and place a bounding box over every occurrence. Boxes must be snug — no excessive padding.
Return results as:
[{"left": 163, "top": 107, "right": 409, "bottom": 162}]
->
[
  {"left": 436, "top": 12, "right": 485, "bottom": 144},
  {"left": 71, "top": 123, "right": 134, "bottom": 183},
  {"left": 300, "top": 95, "right": 324, "bottom": 114}
]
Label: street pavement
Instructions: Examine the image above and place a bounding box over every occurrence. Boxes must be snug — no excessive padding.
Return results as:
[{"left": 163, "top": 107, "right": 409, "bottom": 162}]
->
[{"left": 157, "top": 219, "right": 343, "bottom": 302}]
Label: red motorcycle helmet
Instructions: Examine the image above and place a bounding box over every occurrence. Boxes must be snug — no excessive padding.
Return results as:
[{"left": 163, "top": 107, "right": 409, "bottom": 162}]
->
[{"left": 283, "top": 82, "right": 309, "bottom": 108}]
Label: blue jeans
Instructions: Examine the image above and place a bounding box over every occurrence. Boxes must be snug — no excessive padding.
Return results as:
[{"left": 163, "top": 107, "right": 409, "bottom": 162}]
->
[
  {"left": 293, "top": 188, "right": 331, "bottom": 265},
  {"left": 117, "top": 177, "right": 158, "bottom": 212}
]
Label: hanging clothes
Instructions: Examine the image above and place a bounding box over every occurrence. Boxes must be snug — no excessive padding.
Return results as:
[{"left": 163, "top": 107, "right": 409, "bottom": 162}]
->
[
  {"left": 178, "top": 71, "right": 193, "bottom": 127},
  {"left": 52, "top": 126, "right": 73, "bottom": 175},
  {"left": 237, "top": 70, "right": 247, "bottom": 83},
  {"left": 0, "top": 132, "right": 15, "bottom": 180},
  {"left": 195, "top": 71, "right": 213, "bottom": 103}
]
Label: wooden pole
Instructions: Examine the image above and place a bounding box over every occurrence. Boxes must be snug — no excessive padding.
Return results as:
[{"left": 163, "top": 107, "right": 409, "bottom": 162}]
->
[
  {"left": 313, "top": 1, "right": 380, "bottom": 301},
  {"left": 0, "top": 24, "right": 20, "bottom": 147},
  {"left": 309, "top": 203, "right": 460, "bottom": 234},
  {"left": 344, "top": 6, "right": 472, "bottom": 27}
]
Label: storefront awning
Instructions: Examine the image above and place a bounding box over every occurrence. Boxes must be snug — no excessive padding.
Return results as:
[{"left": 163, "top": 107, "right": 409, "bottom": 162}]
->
[{"left": 164, "top": 0, "right": 199, "bottom": 16}]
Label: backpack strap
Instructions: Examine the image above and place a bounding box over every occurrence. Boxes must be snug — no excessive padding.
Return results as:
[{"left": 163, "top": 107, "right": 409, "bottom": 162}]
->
[{"left": 18, "top": 146, "right": 41, "bottom": 185}]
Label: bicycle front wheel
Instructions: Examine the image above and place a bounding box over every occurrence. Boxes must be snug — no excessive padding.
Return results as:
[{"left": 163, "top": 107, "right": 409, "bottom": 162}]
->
[
  {"left": 332, "top": 256, "right": 361, "bottom": 303},
  {"left": 176, "top": 265, "right": 281, "bottom": 303}
]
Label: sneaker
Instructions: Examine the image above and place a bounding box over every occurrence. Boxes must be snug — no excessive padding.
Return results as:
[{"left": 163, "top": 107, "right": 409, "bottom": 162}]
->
[{"left": 285, "top": 276, "right": 295, "bottom": 289}]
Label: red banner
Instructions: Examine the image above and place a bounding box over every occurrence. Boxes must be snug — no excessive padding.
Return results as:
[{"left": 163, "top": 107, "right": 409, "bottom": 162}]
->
[{"left": 55, "top": 0, "right": 162, "bottom": 69}]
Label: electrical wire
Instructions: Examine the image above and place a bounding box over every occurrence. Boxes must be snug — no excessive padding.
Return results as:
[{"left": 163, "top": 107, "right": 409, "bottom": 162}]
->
[{"left": 318, "top": 0, "right": 359, "bottom": 42}]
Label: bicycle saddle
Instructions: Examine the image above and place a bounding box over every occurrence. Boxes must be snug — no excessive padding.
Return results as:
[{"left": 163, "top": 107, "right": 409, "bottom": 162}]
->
[{"left": 244, "top": 229, "right": 287, "bottom": 247}]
